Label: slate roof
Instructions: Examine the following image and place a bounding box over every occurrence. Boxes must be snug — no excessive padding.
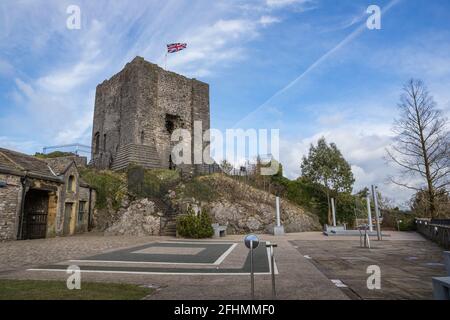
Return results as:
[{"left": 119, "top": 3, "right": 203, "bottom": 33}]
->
[
  {"left": 43, "top": 158, "right": 74, "bottom": 176},
  {"left": 43, "top": 158, "right": 91, "bottom": 187},
  {"left": 0, "top": 148, "right": 61, "bottom": 181}
]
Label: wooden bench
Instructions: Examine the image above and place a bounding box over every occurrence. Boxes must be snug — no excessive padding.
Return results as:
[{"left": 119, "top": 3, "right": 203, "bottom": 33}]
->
[
  {"left": 432, "top": 277, "right": 450, "bottom": 300},
  {"left": 432, "top": 251, "right": 450, "bottom": 300},
  {"left": 444, "top": 251, "right": 450, "bottom": 276}
]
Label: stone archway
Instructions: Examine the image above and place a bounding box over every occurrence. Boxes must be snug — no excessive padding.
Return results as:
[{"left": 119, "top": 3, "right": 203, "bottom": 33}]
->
[{"left": 21, "top": 189, "right": 49, "bottom": 240}]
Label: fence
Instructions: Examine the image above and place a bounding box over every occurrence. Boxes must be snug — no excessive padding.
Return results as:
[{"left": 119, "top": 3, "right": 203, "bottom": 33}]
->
[{"left": 416, "top": 218, "right": 450, "bottom": 249}]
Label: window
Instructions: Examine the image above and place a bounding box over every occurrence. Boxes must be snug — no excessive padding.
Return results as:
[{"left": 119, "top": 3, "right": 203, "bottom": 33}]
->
[
  {"left": 165, "top": 114, "right": 180, "bottom": 134},
  {"left": 103, "top": 134, "right": 107, "bottom": 151},
  {"left": 141, "top": 131, "right": 145, "bottom": 144},
  {"left": 94, "top": 132, "right": 100, "bottom": 154},
  {"left": 78, "top": 201, "right": 86, "bottom": 223},
  {"left": 67, "top": 175, "right": 75, "bottom": 192}
]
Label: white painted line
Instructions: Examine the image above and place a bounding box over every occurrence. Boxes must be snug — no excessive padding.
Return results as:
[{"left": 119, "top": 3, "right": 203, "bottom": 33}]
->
[
  {"left": 69, "top": 260, "right": 219, "bottom": 266},
  {"left": 159, "top": 241, "right": 237, "bottom": 245},
  {"left": 27, "top": 269, "right": 273, "bottom": 276},
  {"left": 331, "top": 279, "right": 348, "bottom": 288},
  {"left": 70, "top": 243, "right": 239, "bottom": 267},
  {"left": 303, "top": 255, "right": 312, "bottom": 260},
  {"left": 213, "top": 243, "right": 238, "bottom": 265}
]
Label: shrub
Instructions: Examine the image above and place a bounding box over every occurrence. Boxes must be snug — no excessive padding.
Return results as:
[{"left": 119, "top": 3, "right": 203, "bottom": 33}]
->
[
  {"left": 177, "top": 207, "right": 214, "bottom": 239},
  {"left": 180, "top": 178, "right": 219, "bottom": 202},
  {"left": 35, "top": 151, "right": 76, "bottom": 159},
  {"left": 80, "top": 168, "right": 126, "bottom": 211},
  {"left": 127, "top": 165, "right": 180, "bottom": 198}
]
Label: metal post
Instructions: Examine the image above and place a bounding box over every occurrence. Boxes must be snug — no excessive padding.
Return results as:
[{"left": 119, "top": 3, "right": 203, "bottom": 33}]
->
[
  {"left": 276, "top": 197, "right": 281, "bottom": 227},
  {"left": 250, "top": 240, "right": 254, "bottom": 300},
  {"left": 270, "top": 246, "right": 276, "bottom": 299},
  {"left": 366, "top": 194, "right": 373, "bottom": 232},
  {"left": 266, "top": 241, "right": 278, "bottom": 299},
  {"left": 274, "top": 197, "right": 284, "bottom": 235},
  {"left": 365, "top": 230, "right": 371, "bottom": 249},
  {"left": 372, "top": 185, "right": 382, "bottom": 241},
  {"left": 331, "top": 198, "right": 337, "bottom": 227}
]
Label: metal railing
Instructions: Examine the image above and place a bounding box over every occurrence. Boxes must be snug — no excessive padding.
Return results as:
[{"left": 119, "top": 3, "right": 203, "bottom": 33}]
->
[
  {"left": 431, "top": 219, "right": 450, "bottom": 226},
  {"left": 416, "top": 218, "right": 450, "bottom": 249}
]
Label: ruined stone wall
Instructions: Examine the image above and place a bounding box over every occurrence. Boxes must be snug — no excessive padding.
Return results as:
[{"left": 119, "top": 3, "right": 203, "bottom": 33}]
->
[
  {"left": 91, "top": 56, "right": 210, "bottom": 172},
  {"left": 155, "top": 67, "right": 195, "bottom": 169},
  {"left": 0, "top": 174, "right": 21, "bottom": 240},
  {"left": 92, "top": 60, "right": 140, "bottom": 169}
]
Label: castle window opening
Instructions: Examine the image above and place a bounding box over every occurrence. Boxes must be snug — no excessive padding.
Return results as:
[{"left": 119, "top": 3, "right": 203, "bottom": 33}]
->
[
  {"left": 141, "top": 131, "right": 145, "bottom": 144},
  {"left": 78, "top": 201, "right": 86, "bottom": 223},
  {"left": 165, "top": 114, "right": 180, "bottom": 135},
  {"left": 94, "top": 132, "right": 100, "bottom": 154},
  {"left": 67, "top": 175, "right": 76, "bottom": 193},
  {"left": 103, "top": 134, "right": 107, "bottom": 152}
]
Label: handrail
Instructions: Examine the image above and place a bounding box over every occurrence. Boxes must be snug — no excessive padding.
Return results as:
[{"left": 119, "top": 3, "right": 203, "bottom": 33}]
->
[{"left": 416, "top": 218, "right": 450, "bottom": 249}]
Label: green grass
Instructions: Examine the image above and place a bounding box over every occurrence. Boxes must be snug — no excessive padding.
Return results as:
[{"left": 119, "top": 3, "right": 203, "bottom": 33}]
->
[{"left": 0, "top": 280, "right": 154, "bottom": 300}]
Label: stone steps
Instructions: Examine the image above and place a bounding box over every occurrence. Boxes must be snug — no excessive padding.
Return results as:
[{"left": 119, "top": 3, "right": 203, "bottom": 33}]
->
[{"left": 111, "top": 144, "right": 162, "bottom": 171}]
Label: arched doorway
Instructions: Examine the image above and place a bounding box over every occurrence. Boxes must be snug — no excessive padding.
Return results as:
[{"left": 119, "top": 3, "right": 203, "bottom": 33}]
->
[{"left": 21, "top": 190, "right": 49, "bottom": 240}]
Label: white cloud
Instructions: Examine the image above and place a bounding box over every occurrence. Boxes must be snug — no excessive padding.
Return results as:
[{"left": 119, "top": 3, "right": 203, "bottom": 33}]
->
[
  {"left": 259, "top": 15, "right": 281, "bottom": 27},
  {"left": 167, "top": 18, "right": 263, "bottom": 77},
  {"left": 317, "top": 113, "right": 345, "bottom": 126},
  {"left": 266, "top": 0, "right": 310, "bottom": 8},
  {"left": 14, "top": 79, "right": 34, "bottom": 98},
  {"left": 0, "top": 59, "right": 14, "bottom": 76},
  {"left": 279, "top": 120, "right": 417, "bottom": 205},
  {"left": 0, "top": 136, "right": 40, "bottom": 155},
  {"left": 2, "top": 0, "right": 286, "bottom": 151}
]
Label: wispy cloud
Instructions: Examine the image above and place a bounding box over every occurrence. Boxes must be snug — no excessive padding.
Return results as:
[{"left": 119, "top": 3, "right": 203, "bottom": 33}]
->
[
  {"left": 259, "top": 15, "right": 282, "bottom": 27},
  {"left": 266, "top": 0, "right": 312, "bottom": 9},
  {"left": 1, "top": 0, "right": 287, "bottom": 152}
]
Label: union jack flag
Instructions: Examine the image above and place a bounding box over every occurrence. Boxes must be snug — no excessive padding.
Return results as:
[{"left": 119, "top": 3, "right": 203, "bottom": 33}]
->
[{"left": 167, "top": 43, "right": 187, "bottom": 54}]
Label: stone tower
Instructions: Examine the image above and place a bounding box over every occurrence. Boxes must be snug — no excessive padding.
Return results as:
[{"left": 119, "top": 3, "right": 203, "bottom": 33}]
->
[{"left": 91, "top": 57, "right": 210, "bottom": 174}]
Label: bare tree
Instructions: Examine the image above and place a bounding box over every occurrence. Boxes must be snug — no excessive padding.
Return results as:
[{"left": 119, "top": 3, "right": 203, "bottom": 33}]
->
[{"left": 386, "top": 79, "right": 449, "bottom": 218}]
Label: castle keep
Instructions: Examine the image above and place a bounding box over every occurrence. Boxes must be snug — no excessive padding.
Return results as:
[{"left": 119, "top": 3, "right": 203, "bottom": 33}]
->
[{"left": 91, "top": 57, "right": 210, "bottom": 174}]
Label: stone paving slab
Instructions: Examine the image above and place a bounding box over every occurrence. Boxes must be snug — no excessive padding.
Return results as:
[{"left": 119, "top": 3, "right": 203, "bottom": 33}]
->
[
  {"left": 3, "top": 231, "right": 435, "bottom": 300},
  {"left": 0, "top": 234, "right": 348, "bottom": 300},
  {"left": 28, "top": 241, "right": 271, "bottom": 274},
  {"left": 291, "top": 238, "right": 447, "bottom": 300}
]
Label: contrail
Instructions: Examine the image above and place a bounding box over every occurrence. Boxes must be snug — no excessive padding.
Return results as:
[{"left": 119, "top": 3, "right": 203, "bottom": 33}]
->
[{"left": 233, "top": 0, "right": 402, "bottom": 129}]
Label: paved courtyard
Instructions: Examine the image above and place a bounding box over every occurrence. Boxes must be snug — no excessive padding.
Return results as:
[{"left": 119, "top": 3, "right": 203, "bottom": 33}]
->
[{"left": 0, "top": 231, "right": 447, "bottom": 300}]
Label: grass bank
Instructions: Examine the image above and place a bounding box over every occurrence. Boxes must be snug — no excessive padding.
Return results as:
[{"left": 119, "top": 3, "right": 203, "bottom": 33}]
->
[{"left": 0, "top": 280, "right": 154, "bottom": 300}]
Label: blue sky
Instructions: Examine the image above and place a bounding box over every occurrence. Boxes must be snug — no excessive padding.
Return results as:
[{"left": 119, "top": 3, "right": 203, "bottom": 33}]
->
[{"left": 1, "top": 0, "right": 449, "bottom": 204}]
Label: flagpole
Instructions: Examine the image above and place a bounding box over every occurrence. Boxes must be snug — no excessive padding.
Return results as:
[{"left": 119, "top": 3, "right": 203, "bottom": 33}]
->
[{"left": 164, "top": 52, "right": 168, "bottom": 70}]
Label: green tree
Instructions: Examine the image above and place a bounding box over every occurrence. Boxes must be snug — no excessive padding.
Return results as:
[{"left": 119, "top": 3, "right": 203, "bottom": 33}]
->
[{"left": 301, "top": 137, "right": 355, "bottom": 224}]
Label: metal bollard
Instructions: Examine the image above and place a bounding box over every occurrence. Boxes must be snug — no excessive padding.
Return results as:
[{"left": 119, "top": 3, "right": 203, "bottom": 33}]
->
[
  {"left": 244, "top": 234, "right": 260, "bottom": 300},
  {"left": 266, "top": 241, "right": 278, "bottom": 299}
]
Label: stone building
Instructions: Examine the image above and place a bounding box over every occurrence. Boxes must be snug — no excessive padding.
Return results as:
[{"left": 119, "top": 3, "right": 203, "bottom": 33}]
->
[
  {"left": 0, "top": 148, "right": 95, "bottom": 241},
  {"left": 91, "top": 56, "right": 211, "bottom": 174}
]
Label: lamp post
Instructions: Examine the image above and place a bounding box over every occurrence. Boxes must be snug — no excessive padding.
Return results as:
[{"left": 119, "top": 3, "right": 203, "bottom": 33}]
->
[
  {"left": 366, "top": 192, "right": 373, "bottom": 232},
  {"left": 331, "top": 198, "right": 337, "bottom": 227},
  {"left": 371, "top": 185, "right": 382, "bottom": 241}
]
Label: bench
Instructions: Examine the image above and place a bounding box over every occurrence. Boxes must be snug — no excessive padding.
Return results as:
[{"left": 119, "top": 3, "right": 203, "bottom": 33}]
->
[
  {"left": 212, "top": 223, "right": 227, "bottom": 238},
  {"left": 444, "top": 251, "right": 450, "bottom": 275},
  {"left": 432, "top": 251, "right": 450, "bottom": 300},
  {"left": 432, "top": 277, "right": 450, "bottom": 300}
]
